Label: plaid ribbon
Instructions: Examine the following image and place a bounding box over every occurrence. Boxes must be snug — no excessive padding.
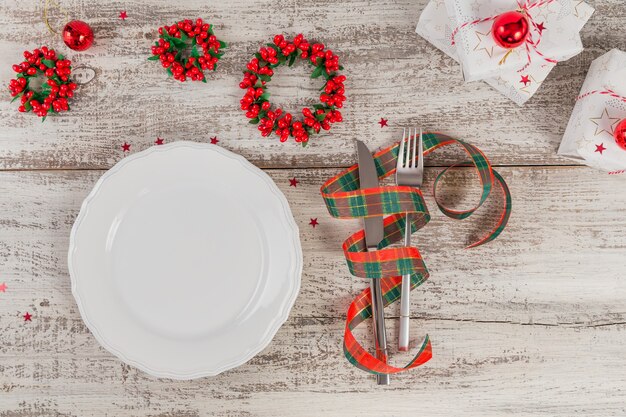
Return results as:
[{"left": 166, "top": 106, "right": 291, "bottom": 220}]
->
[{"left": 320, "top": 132, "right": 512, "bottom": 375}]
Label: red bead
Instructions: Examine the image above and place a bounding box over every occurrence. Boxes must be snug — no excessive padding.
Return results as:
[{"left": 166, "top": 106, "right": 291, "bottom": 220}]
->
[
  {"left": 614, "top": 118, "right": 626, "bottom": 151},
  {"left": 492, "top": 11, "right": 529, "bottom": 49},
  {"left": 26, "top": 67, "right": 37, "bottom": 75},
  {"left": 62, "top": 20, "right": 94, "bottom": 51}
]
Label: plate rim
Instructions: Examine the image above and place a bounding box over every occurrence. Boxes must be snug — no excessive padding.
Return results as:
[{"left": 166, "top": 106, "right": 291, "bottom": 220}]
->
[{"left": 68, "top": 141, "right": 302, "bottom": 379}]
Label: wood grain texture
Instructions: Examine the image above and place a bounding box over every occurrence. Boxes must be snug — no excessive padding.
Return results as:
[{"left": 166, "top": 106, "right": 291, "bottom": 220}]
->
[
  {"left": 1, "top": 166, "right": 625, "bottom": 416},
  {"left": 0, "top": 0, "right": 625, "bottom": 169}
]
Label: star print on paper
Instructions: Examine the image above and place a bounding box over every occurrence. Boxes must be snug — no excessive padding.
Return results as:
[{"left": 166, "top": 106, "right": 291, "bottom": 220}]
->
[
  {"left": 289, "top": 177, "right": 299, "bottom": 187},
  {"left": 535, "top": 22, "right": 546, "bottom": 35},
  {"left": 210, "top": 136, "right": 219, "bottom": 144},
  {"left": 595, "top": 143, "right": 606, "bottom": 155},
  {"left": 378, "top": 118, "right": 388, "bottom": 128},
  {"left": 121, "top": 142, "right": 131, "bottom": 152},
  {"left": 474, "top": 30, "right": 494, "bottom": 58},
  {"left": 119, "top": 11, "right": 127, "bottom": 20},
  {"left": 520, "top": 75, "right": 531, "bottom": 86},
  {"left": 0, "top": 282, "right": 7, "bottom": 293},
  {"left": 155, "top": 138, "right": 164, "bottom": 145},
  {"left": 23, "top": 312, "right": 32, "bottom": 321},
  {"left": 309, "top": 218, "right": 319, "bottom": 228},
  {"left": 589, "top": 108, "right": 620, "bottom": 137}
]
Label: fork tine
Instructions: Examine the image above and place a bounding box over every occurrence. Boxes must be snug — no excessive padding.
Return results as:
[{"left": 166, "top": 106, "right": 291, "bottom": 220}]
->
[
  {"left": 397, "top": 127, "right": 406, "bottom": 170},
  {"left": 411, "top": 127, "right": 417, "bottom": 168},
  {"left": 418, "top": 127, "right": 424, "bottom": 174},
  {"left": 405, "top": 127, "right": 411, "bottom": 168}
]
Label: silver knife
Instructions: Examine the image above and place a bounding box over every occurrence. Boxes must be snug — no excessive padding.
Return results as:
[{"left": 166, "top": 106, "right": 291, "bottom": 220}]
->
[{"left": 356, "top": 140, "right": 390, "bottom": 385}]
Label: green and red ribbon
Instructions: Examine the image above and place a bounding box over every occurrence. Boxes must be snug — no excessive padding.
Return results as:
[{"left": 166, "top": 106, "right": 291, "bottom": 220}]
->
[{"left": 320, "top": 132, "right": 511, "bottom": 375}]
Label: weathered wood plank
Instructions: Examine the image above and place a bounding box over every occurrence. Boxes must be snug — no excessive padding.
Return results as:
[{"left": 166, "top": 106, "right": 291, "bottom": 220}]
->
[
  {"left": 1, "top": 165, "right": 625, "bottom": 325},
  {"left": 0, "top": 0, "right": 625, "bottom": 169},
  {"left": 1, "top": 319, "right": 625, "bottom": 416}
]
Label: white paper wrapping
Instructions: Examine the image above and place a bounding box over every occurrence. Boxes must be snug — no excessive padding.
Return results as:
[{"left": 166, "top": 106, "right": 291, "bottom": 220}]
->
[
  {"left": 558, "top": 49, "right": 626, "bottom": 174},
  {"left": 416, "top": 0, "right": 594, "bottom": 105}
]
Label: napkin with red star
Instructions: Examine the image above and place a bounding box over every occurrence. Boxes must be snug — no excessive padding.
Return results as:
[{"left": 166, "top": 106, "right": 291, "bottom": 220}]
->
[
  {"left": 415, "top": 0, "right": 594, "bottom": 105},
  {"left": 559, "top": 49, "right": 626, "bottom": 174}
]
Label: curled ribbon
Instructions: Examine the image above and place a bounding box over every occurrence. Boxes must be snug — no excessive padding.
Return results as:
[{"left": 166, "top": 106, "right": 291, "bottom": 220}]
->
[
  {"left": 576, "top": 88, "right": 626, "bottom": 103},
  {"left": 450, "top": 0, "right": 558, "bottom": 72},
  {"left": 320, "top": 133, "right": 512, "bottom": 375}
]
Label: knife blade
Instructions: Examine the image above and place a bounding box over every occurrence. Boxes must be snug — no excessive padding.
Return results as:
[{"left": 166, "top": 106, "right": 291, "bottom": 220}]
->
[
  {"left": 356, "top": 140, "right": 390, "bottom": 385},
  {"left": 356, "top": 140, "right": 384, "bottom": 248}
]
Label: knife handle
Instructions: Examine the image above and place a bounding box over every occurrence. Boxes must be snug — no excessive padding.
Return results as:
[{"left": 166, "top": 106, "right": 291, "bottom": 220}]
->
[{"left": 368, "top": 245, "right": 390, "bottom": 385}]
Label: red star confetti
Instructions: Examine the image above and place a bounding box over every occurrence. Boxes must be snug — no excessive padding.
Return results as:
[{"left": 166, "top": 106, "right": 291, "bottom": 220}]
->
[
  {"left": 378, "top": 118, "right": 389, "bottom": 128},
  {"left": 122, "top": 142, "right": 131, "bottom": 152},
  {"left": 210, "top": 136, "right": 219, "bottom": 144},
  {"left": 23, "top": 312, "right": 32, "bottom": 321},
  {"left": 536, "top": 22, "right": 546, "bottom": 35},
  {"left": 520, "top": 75, "right": 531, "bottom": 86},
  {"left": 0, "top": 282, "right": 7, "bottom": 293},
  {"left": 155, "top": 137, "right": 164, "bottom": 145},
  {"left": 309, "top": 218, "right": 319, "bottom": 228},
  {"left": 595, "top": 143, "right": 606, "bottom": 154},
  {"left": 119, "top": 10, "right": 127, "bottom": 20},
  {"left": 289, "top": 177, "right": 299, "bottom": 187}
]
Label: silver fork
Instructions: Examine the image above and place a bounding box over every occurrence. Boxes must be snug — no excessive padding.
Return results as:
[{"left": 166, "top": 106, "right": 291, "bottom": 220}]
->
[{"left": 395, "top": 127, "right": 424, "bottom": 351}]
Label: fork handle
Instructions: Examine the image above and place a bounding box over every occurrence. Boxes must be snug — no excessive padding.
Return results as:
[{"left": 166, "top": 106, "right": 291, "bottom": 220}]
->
[{"left": 398, "top": 212, "right": 412, "bottom": 351}]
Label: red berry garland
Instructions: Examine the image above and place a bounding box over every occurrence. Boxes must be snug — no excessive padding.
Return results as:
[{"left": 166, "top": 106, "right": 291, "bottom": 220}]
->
[
  {"left": 8, "top": 46, "right": 76, "bottom": 120},
  {"left": 239, "top": 34, "right": 346, "bottom": 144},
  {"left": 149, "top": 18, "right": 227, "bottom": 82}
]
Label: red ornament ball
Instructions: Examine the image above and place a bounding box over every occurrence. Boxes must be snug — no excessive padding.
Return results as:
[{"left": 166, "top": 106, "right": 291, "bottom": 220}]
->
[
  {"left": 62, "top": 20, "right": 94, "bottom": 51},
  {"left": 614, "top": 118, "right": 626, "bottom": 151},
  {"left": 492, "top": 11, "right": 529, "bottom": 49}
]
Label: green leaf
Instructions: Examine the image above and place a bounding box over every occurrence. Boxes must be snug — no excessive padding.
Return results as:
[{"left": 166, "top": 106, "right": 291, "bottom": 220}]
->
[
  {"left": 315, "top": 57, "right": 323, "bottom": 66},
  {"left": 42, "top": 59, "right": 55, "bottom": 68},
  {"left": 259, "top": 92, "right": 270, "bottom": 101},
  {"left": 310, "top": 66, "right": 324, "bottom": 79},
  {"left": 57, "top": 53, "right": 64, "bottom": 60},
  {"left": 266, "top": 43, "right": 279, "bottom": 53},
  {"left": 219, "top": 40, "right": 228, "bottom": 48},
  {"left": 255, "top": 52, "right": 263, "bottom": 61},
  {"left": 315, "top": 113, "right": 326, "bottom": 121},
  {"left": 202, "top": 77, "right": 207, "bottom": 83},
  {"left": 208, "top": 25, "right": 214, "bottom": 35},
  {"left": 148, "top": 55, "right": 160, "bottom": 61},
  {"left": 339, "top": 65, "right": 344, "bottom": 71},
  {"left": 258, "top": 110, "right": 267, "bottom": 120},
  {"left": 313, "top": 104, "right": 325, "bottom": 110},
  {"left": 175, "top": 51, "right": 183, "bottom": 61},
  {"left": 16, "top": 73, "right": 24, "bottom": 79},
  {"left": 180, "top": 31, "right": 189, "bottom": 42},
  {"left": 258, "top": 74, "right": 271, "bottom": 82},
  {"left": 24, "top": 101, "right": 32, "bottom": 111},
  {"left": 288, "top": 53, "right": 296, "bottom": 67},
  {"left": 301, "top": 140, "right": 308, "bottom": 148},
  {"left": 249, "top": 117, "right": 260, "bottom": 124},
  {"left": 11, "top": 93, "right": 22, "bottom": 103},
  {"left": 167, "top": 67, "right": 173, "bottom": 76},
  {"left": 254, "top": 80, "right": 264, "bottom": 88},
  {"left": 191, "top": 45, "right": 200, "bottom": 58},
  {"left": 322, "top": 70, "right": 331, "bottom": 80},
  {"left": 192, "top": 37, "right": 197, "bottom": 46},
  {"left": 41, "top": 116, "right": 46, "bottom": 122}
]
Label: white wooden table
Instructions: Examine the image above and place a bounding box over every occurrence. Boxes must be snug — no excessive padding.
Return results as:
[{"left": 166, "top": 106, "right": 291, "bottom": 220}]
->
[{"left": 1, "top": 1, "right": 625, "bottom": 415}]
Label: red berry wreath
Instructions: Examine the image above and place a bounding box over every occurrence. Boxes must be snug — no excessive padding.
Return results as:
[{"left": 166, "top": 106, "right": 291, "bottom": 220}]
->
[
  {"left": 239, "top": 34, "right": 346, "bottom": 144},
  {"left": 8, "top": 46, "right": 76, "bottom": 120},
  {"left": 149, "top": 18, "right": 228, "bottom": 82}
]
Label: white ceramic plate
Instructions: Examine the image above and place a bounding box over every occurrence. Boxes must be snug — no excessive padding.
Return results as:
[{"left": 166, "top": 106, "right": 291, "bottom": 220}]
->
[{"left": 69, "top": 141, "right": 302, "bottom": 379}]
